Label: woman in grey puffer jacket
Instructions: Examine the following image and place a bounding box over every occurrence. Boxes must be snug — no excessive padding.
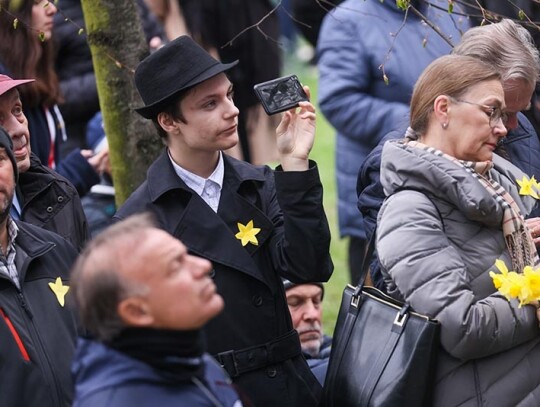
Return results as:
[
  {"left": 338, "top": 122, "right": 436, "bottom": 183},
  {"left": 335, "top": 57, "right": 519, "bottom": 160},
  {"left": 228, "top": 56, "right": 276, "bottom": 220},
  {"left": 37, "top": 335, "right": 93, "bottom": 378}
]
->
[{"left": 377, "top": 54, "right": 540, "bottom": 407}]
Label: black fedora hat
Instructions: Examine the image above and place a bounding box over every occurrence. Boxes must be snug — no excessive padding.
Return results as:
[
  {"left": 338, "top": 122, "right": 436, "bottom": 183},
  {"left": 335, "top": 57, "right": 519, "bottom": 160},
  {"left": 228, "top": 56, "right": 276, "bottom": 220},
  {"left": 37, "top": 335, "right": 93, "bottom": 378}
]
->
[{"left": 134, "top": 35, "right": 238, "bottom": 119}]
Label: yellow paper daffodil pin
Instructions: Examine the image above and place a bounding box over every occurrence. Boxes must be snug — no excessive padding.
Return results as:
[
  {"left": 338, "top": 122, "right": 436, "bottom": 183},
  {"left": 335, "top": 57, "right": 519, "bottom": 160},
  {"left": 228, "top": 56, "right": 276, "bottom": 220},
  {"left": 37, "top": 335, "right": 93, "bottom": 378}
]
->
[
  {"left": 235, "top": 220, "right": 261, "bottom": 247},
  {"left": 48, "top": 277, "right": 69, "bottom": 307},
  {"left": 517, "top": 175, "right": 540, "bottom": 199}
]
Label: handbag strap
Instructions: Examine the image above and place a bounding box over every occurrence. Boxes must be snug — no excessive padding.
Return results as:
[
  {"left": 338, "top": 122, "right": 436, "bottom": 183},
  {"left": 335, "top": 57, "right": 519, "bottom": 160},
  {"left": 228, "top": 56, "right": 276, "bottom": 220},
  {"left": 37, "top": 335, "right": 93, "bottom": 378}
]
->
[{"left": 353, "top": 232, "right": 377, "bottom": 296}]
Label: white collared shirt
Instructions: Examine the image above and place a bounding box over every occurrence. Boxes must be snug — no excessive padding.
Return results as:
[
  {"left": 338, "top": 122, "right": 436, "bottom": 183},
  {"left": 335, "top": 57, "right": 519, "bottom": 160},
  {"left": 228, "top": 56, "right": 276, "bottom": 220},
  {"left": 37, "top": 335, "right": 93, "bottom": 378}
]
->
[{"left": 169, "top": 151, "right": 224, "bottom": 213}]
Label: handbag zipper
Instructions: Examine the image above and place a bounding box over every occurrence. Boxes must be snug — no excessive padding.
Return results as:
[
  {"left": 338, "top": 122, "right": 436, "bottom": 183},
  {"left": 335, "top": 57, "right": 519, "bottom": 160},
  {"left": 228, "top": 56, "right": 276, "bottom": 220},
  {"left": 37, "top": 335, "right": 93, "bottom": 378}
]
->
[{"left": 348, "top": 284, "right": 438, "bottom": 322}]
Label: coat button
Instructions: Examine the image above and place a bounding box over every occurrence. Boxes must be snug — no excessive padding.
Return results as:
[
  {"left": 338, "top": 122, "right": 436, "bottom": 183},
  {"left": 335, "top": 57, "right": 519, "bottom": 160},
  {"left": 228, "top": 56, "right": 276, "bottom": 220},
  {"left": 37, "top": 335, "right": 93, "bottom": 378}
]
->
[
  {"left": 57, "top": 196, "right": 64, "bottom": 203},
  {"left": 252, "top": 295, "right": 263, "bottom": 307},
  {"left": 266, "top": 367, "right": 277, "bottom": 378},
  {"left": 209, "top": 269, "right": 216, "bottom": 279},
  {"left": 46, "top": 206, "right": 53, "bottom": 213}
]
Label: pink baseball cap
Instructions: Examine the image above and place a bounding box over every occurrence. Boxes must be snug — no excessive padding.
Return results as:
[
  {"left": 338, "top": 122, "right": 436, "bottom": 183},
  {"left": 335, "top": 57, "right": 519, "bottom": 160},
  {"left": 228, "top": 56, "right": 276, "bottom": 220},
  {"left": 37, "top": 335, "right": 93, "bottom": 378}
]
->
[{"left": 0, "top": 74, "right": 34, "bottom": 96}]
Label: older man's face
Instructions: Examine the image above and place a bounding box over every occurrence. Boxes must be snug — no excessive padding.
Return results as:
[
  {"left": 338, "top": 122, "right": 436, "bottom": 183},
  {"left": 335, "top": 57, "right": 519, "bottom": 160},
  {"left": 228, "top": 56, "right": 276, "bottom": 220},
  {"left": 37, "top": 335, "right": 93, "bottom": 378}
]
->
[
  {"left": 503, "top": 79, "right": 535, "bottom": 131},
  {"left": 122, "top": 228, "right": 224, "bottom": 330},
  {"left": 0, "top": 90, "right": 31, "bottom": 173},
  {"left": 0, "top": 147, "right": 15, "bottom": 225},
  {"left": 286, "top": 284, "right": 323, "bottom": 357}
]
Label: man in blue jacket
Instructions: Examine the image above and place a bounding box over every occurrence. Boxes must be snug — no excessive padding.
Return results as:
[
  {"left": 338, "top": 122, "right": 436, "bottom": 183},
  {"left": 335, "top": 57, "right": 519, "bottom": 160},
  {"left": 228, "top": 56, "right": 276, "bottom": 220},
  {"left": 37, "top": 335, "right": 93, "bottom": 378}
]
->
[
  {"left": 0, "top": 126, "right": 79, "bottom": 406},
  {"left": 70, "top": 213, "right": 244, "bottom": 407},
  {"left": 114, "top": 36, "right": 332, "bottom": 406}
]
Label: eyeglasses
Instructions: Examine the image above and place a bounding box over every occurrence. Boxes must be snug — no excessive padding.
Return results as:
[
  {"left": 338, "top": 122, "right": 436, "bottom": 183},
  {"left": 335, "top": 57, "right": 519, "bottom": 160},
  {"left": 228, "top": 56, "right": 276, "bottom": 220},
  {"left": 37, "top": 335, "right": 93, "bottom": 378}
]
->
[{"left": 448, "top": 96, "right": 508, "bottom": 128}]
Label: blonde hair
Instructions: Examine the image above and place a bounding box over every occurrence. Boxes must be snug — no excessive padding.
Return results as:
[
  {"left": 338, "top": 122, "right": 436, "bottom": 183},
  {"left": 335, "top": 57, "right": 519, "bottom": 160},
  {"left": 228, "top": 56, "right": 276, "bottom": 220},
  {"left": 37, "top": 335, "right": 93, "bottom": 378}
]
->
[{"left": 410, "top": 55, "right": 500, "bottom": 135}]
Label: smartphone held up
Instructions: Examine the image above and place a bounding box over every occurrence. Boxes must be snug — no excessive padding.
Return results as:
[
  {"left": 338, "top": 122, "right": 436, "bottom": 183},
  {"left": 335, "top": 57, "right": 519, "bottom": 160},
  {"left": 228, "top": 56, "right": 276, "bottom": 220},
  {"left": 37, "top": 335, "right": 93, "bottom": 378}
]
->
[{"left": 254, "top": 74, "right": 309, "bottom": 115}]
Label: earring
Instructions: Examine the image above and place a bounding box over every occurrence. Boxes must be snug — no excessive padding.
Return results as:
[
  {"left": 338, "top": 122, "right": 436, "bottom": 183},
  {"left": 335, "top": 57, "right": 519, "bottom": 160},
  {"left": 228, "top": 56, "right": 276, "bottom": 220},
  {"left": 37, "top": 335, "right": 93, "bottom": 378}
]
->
[{"left": 442, "top": 122, "right": 448, "bottom": 129}]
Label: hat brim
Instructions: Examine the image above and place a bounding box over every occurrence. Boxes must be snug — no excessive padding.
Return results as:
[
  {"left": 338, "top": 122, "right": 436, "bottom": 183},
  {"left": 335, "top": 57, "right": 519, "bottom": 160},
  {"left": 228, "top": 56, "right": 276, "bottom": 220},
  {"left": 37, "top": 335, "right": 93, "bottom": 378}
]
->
[
  {"left": 0, "top": 78, "right": 35, "bottom": 97},
  {"left": 135, "top": 60, "right": 239, "bottom": 119}
]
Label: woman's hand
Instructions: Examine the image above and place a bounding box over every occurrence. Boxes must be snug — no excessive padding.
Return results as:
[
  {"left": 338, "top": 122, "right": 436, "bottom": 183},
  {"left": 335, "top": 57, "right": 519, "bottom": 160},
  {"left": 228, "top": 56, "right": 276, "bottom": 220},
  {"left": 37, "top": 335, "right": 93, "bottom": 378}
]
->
[
  {"left": 525, "top": 217, "right": 540, "bottom": 247},
  {"left": 275, "top": 86, "right": 315, "bottom": 171}
]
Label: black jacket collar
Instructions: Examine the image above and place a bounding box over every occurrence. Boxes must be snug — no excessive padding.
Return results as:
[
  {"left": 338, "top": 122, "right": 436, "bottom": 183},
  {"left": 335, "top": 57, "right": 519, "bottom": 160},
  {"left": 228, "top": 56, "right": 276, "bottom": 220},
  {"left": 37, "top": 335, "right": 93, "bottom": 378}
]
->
[{"left": 146, "top": 150, "right": 266, "bottom": 202}]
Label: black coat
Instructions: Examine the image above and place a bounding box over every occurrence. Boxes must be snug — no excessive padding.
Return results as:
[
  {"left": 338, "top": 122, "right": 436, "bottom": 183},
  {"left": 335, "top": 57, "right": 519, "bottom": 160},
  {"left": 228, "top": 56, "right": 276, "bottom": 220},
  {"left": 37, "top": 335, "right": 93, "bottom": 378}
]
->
[
  {"left": 0, "top": 221, "right": 79, "bottom": 406},
  {"left": 18, "top": 154, "right": 89, "bottom": 251},
  {"left": 115, "top": 151, "right": 333, "bottom": 407}
]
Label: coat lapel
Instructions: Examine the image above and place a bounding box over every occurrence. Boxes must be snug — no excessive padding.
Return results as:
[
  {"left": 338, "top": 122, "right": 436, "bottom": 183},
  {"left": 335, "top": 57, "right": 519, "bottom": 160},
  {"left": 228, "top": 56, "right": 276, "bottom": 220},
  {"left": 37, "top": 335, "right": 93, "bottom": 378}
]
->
[
  {"left": 217, "top": 182, "right": 273, "bottom": 256},
  {"left": 148, "top": 152, "right": 274, "bottom": 288}
]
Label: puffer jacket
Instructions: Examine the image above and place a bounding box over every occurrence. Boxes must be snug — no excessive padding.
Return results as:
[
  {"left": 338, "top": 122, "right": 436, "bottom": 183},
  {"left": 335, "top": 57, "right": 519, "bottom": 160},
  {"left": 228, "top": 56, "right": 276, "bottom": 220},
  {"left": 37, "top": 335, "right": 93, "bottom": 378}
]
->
[
  {"left": 377, "top": 140, "right": 540, "bottom": 406},
  {"left": 357, "top": 113, "right": 540, "bottom": 290},
  {"left": 317, "top": 0, "right": 470, "bottom": 239}
]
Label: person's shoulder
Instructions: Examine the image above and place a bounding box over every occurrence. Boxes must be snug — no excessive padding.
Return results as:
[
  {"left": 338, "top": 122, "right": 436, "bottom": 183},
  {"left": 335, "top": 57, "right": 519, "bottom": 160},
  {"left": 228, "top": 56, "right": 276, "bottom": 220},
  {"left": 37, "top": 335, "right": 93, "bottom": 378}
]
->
[
  {"left": 114, "top": 181, "right": 152, "bottom": 220},
  {"left": 224, "top": 154, "right": 269, "bottom": 181},
  {"left": 15, "top": 220, "right": 78, "bottom": 255},
  {"left": 24, "top": 155, "right": 79, "bottom": 194}
]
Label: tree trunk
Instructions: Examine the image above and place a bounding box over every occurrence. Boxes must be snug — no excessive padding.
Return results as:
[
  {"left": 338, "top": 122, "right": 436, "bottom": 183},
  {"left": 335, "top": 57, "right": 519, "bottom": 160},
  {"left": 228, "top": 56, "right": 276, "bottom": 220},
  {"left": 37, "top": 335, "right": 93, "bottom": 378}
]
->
[{"left": 80, "top": 0, "right": 161, "bottom": 205}]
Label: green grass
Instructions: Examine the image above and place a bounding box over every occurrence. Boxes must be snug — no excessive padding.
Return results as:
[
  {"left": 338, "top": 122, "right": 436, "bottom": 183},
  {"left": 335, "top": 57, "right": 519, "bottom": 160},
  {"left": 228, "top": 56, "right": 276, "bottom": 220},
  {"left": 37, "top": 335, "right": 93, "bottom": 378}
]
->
[{"left": 283, "top": 56, "right": 350, "bottom": 336}]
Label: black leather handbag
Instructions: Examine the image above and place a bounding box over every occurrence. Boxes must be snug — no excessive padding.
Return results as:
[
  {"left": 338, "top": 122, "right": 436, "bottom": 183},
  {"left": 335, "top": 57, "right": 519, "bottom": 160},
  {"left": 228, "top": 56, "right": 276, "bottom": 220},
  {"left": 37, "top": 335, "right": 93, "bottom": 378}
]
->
[{"left": 322, "top": 237, "right": 440, "bottom": 407}]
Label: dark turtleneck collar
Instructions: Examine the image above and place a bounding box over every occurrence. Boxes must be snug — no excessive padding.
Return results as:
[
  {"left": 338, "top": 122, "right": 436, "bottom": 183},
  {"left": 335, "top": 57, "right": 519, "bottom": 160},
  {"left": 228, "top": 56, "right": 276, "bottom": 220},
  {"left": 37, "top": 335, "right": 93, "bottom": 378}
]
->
[{"left": 108, "top": 327, "right": 205, "bottom": 383}]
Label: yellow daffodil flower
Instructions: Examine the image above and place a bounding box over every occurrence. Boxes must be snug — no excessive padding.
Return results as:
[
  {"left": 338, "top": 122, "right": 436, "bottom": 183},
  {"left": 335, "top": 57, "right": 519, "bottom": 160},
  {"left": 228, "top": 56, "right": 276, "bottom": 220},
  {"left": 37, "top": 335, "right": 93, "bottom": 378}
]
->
[
  {"left": 235, "top": 220, "right": 261, "bottom": 247},
  {"left": 517, "top": 175, "right": 540, "bottom": 199},
  {"left": 48, "top": 277, "right": 69, "bottom": 307},
  {"left": 490, "top": 261, "right": 540, "bottom": 307}
]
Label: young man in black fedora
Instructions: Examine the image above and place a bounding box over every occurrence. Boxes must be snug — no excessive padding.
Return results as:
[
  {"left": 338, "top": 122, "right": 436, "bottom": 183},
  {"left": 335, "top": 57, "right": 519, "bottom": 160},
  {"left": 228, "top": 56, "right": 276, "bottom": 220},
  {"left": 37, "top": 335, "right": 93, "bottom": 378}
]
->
[{"left": 114, "top": 35, "right": 333, "bottom": 406}]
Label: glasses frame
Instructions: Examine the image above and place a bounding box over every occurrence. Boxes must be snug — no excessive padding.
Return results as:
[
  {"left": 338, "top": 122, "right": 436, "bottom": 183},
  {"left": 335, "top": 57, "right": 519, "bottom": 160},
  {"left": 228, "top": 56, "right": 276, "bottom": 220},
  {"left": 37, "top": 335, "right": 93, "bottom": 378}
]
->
[{"left": 447, "top": 96, "right": 508, "bottom": 128}]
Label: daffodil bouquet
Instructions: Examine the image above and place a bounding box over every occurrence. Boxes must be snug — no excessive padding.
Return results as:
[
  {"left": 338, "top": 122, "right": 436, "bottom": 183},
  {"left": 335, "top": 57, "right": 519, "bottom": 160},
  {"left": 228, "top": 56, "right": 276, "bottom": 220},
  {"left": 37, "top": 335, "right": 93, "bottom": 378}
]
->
[{"left": 489, "top": 260, "right": 540, "bottom": 307}]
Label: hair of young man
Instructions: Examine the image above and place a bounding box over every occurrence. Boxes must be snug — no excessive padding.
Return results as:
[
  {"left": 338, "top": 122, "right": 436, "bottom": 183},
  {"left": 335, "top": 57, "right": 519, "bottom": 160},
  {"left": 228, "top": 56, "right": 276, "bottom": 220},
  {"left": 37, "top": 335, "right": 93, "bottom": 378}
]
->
[
  {"left": 70, "top": 213, "right": 157, "bottom": 342},
  {"left": 410, "top": 55, "right": 501, "bottom": 135},
  {"left": 453, "top": 19, "right": 540, "bottom": 89},
  {"left": 151, "top": 87, "right": 194, "bottom": 139},
  {"left": 0, "top": 0, "right": 63, "bottom": 108}
]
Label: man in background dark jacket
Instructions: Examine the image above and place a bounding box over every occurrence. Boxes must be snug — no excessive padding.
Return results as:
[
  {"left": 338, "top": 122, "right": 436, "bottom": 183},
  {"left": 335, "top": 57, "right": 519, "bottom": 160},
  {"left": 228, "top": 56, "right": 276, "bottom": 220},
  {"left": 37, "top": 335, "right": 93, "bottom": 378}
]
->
[
  {"left": 0, "top": 74, "right": 89, "bottom": 251},
  {"left": 0, "top": 126, "right": 79, "bottom": 406},
  {"left": 283, "top": 279, "right": 331, "bottom": 385}
]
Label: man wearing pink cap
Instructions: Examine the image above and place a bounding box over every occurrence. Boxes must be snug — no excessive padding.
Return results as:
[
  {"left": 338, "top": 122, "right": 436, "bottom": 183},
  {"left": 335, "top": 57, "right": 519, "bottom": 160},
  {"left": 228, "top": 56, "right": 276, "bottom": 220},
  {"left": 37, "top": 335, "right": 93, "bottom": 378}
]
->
[{"left": 0, "top": 74, "right": 88, "bottom": 251}]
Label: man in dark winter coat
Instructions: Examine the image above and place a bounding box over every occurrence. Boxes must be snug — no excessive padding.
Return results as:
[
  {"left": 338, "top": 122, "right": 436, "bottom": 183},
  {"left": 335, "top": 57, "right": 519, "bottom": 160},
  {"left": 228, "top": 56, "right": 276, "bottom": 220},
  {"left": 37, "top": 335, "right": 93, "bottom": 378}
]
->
[
  {"left": 71, "top": 213, "right": 243, "bottom": 407},
  {"left": 114, "top": 35, "right": 333, "bottom": 406},
  {"left": 283, "top": 279, "right": 332, "bottom": 385},
  {"left": 0, "top": 126, "right": 79, "bottom": 406},
  {"left": 0, "top": 74, "right": 89, "bottom": 251}
]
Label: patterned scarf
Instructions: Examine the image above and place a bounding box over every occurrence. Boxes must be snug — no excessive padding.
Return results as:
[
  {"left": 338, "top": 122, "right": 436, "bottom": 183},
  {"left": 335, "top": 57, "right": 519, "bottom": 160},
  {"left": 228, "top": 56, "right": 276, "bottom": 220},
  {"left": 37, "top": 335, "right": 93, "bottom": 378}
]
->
[{"left": 404, "top": 128, "right": 540, "bottom": 272}]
